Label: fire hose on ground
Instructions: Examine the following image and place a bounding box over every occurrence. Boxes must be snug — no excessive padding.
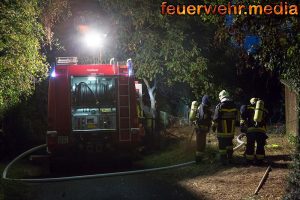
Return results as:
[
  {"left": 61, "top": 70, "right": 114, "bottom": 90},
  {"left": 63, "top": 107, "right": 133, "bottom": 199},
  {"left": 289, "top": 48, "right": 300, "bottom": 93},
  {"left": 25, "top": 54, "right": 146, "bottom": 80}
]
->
[
  {"left": 2, "top": 133, "right": 247, "bottom": 183},
  {"left": 234, "top": 133, "right": 246, "bottom": 151}
]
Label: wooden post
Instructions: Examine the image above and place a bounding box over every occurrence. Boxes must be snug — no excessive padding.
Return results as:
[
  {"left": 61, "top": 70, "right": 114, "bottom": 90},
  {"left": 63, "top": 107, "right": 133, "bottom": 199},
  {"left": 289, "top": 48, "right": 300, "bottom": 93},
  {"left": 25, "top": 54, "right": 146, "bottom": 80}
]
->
[{"left": 254, "top": 165, "right": 272, "bottom": 195}]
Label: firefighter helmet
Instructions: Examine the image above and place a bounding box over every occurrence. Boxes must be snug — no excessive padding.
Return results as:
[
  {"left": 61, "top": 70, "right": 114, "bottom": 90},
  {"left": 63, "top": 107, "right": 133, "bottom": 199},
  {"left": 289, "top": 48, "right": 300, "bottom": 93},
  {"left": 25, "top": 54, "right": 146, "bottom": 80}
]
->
[
  {"left": 250, "top": 98, "right": 258, "bottom": 105},
  {"left": 219, "top": 90, "right": 229, "bottom": 101}
]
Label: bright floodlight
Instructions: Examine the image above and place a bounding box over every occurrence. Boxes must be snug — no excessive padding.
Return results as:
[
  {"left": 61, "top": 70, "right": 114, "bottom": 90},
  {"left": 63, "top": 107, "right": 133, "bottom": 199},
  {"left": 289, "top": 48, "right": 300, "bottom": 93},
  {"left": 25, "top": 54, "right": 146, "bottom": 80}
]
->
[
  {"left": 50, "top": 70, "right": 56, "bottom": 78},
  {"left": 83, "top": 31, "right": 106, "bottom": 48}
]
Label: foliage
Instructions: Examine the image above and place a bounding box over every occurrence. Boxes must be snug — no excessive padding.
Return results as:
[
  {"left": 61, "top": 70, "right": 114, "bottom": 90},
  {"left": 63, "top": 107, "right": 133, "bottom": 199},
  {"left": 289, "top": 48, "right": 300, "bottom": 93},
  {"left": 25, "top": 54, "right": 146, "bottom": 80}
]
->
[
  {"left": 284, "top": 151, "right": 300, "bottom": 200},
  {"left": 2, "top": 80, "right": 48, "bottom": 154},
  {"left": 285, "top": 137, "right": 300, "bottom": 199},
  {"left": 0, "top": 0, "right": 48, "bottom": 115},
  {"left": 211, "top": 0, "right": 300, "bottom": 87},
  {"left": 287, "top": 134, "right": 299, "bottom": 146},
  {"left": 40, "top": 0, "right": 70, "bottom": 48},
  {"left": 99, "top": 0, "right": 209, "bottom": 100}
]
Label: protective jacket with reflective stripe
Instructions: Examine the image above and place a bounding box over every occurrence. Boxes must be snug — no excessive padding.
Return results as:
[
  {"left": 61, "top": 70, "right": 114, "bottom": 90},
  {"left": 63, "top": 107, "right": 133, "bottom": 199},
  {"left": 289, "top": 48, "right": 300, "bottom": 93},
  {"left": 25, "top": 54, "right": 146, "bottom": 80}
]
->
[{"left": 213, "top": 100, "right": 238, "bottom": 137}]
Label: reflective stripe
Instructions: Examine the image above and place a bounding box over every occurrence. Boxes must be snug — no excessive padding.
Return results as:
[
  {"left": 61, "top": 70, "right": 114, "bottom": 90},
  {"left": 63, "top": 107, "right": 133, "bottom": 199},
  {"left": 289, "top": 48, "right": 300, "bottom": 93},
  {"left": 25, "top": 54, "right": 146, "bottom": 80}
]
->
[
  {"left": 231, "top": 121, "right": 235, "bottom": 133},
  {"left": 247, "top": 106, "right": 255, "bottom": 110},
  {"left": 217, "top": 133, "right": 234, "bottom": 138},
  {"left": 256, "top": 154, "right": 265, "bottom": 160},
  {"left": 246, "top": 154, "right": 255, "bottom": 160},
  {"left": 240, "top": 120, "right": 245, "bottom": 124},
  {"left": 247, "top": 127, "right": 266, "bottom": 133},
  {"left": 223, "top": 120, "right": 227, "bottom": 133},
  {"left": 220, "top": 108, "right": 237, "bottom": 112}
]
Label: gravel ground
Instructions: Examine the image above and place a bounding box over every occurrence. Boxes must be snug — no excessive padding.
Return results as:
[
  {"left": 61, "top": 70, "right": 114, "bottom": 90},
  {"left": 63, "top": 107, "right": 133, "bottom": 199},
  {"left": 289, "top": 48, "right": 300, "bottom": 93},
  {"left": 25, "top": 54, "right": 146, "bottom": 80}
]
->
[{"left": 179, "top": 165, "right": 289, "bottom": 200}]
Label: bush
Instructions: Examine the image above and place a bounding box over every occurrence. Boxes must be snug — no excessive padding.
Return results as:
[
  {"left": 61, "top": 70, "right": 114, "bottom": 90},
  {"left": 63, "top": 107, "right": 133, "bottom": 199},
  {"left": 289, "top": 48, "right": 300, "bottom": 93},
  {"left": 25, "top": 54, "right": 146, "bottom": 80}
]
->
[{"left": 284, "top": 148, "right": 300, "bottom": 200}]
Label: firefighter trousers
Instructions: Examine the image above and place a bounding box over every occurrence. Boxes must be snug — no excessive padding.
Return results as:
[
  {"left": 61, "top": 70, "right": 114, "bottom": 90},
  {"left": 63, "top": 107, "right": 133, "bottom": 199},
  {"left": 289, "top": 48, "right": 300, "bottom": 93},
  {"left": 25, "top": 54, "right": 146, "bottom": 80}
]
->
[
  {"left": 245, "top": 132, "right": 268, "bottom": 161},
  {"left": 217, "top": 136, "right": 234, "bottom": 161},
  {"left": 196, "top": 127, "right": 208, "bottom": 154}
]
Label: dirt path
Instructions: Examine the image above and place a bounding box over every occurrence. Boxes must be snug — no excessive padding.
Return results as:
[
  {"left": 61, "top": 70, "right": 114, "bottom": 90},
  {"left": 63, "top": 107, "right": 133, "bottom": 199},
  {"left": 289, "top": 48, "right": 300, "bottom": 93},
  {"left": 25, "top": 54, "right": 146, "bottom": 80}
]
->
[
  {"left": 179, "top": 165, "right": 289, "bottom": 200},
  {"left": 162, "top": 125, "right": 293, "bottom": 200}
]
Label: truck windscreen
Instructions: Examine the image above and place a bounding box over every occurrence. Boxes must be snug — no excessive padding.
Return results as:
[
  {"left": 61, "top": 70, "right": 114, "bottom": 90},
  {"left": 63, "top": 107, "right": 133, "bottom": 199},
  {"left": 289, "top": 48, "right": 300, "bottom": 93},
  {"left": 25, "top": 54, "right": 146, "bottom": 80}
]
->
[{"left": 70, "top": 76, "right": 117, "bottom": 131}]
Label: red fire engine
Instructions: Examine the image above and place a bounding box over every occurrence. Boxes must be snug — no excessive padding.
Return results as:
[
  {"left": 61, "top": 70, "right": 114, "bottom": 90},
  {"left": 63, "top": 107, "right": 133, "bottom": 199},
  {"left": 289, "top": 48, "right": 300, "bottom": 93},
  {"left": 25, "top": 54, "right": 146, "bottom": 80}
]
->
[{"left": 46, "top": 57, "right": 143, "bottom": 160}]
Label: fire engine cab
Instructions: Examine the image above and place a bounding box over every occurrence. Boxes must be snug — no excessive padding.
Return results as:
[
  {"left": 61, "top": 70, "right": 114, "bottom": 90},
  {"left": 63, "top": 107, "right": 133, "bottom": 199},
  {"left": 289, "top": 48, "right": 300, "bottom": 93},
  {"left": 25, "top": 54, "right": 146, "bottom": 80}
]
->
[{"left": 46, "top": 57, "right": 143, "bottom": 159}]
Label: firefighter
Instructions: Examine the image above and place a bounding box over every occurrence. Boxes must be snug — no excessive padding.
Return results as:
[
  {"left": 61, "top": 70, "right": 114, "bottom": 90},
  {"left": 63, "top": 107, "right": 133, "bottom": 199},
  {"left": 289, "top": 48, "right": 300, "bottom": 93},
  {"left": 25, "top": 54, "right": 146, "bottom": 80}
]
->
[
  {"left": 240, "top": 98, "right": 268, "bottom": 165},
  {"left": 212, "top": 90, "right": 238, "bottom": 165},
  {"left": 137, "top": 100, "right": 144, "bottom": 119},
  {"left": 195, "top": 95, "right": 212, "bottom": 162}
]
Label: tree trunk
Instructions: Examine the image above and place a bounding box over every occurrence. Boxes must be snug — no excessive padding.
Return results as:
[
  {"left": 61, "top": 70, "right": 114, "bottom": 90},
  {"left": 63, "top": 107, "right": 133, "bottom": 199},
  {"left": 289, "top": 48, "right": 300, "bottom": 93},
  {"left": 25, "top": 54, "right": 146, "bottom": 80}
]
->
[
  {"left": 143, "top": 78, "right": 160, "bottom": 150},
  {"left": 143, "top": 78, "right": 157, "bottom": 119}
]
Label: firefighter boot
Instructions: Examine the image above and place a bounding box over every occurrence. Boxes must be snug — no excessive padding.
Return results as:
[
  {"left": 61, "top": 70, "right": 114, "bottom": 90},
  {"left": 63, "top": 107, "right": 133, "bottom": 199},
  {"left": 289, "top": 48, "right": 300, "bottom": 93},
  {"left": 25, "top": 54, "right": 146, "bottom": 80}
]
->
[{"left": 245, "top": 154, "right": 255, "bottom": 165}]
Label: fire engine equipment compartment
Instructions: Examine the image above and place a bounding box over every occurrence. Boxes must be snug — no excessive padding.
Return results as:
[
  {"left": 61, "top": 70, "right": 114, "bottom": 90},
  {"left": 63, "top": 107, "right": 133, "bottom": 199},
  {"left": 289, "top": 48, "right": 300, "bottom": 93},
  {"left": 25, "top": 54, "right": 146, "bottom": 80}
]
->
[{"left": 71, "top": 76, "right": 117, "bottom": 131}]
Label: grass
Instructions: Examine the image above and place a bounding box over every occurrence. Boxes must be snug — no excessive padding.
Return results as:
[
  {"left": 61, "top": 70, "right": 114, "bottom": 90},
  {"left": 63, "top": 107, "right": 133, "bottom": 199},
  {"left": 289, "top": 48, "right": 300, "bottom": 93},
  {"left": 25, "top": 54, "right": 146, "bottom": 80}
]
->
[
  {"left": 0, "top": 160, "right": 45, "bottom": 200},
  {"left": 137, "top": 132, "right": 224, "bottom": 181},
  {"left": 138, "top": 127, "right": 294, "bottom": 181},
  {"left": 140, "top": 141, "right": 195, "bottom": 168}
]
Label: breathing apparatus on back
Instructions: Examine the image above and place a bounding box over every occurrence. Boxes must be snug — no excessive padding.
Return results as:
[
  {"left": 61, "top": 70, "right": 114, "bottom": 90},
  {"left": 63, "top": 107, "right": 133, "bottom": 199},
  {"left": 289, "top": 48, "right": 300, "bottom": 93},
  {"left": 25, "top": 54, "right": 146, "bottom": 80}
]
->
[
  {"left": 250, "top": 98, "right": 264, "bottom": 126},
  {"left": 189, "top": 101, "right": 199, "bottom": 123}
]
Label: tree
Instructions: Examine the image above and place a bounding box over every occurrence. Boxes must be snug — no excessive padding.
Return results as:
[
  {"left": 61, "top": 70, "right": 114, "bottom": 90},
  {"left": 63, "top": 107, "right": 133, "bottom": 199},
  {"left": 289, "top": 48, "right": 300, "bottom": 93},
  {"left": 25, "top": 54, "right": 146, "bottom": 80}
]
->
[
  {"left": 211, "top": 0, "right": 300, "bottom": 89},
  {"left": 134, "top": 24, "right": 208, "bottom": 117},
  {"left": 0, "top": 0, "right": 48, "bottom": 115},
  {"left": 40, "top": 0, "right": 70, "bottom": 50},
  {"left": 99, "top": 0, "right": 209, "bottom": 118}
]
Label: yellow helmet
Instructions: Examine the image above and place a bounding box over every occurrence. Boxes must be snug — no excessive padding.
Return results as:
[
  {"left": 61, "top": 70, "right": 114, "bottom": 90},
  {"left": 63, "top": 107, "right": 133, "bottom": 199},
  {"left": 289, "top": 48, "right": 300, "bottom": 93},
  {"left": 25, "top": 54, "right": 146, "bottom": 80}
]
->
[
  {"left": 219, "top": 90, "right": 229, "bottom": 101},
  {"left": 250, "top": 98, "right": 259, "bottom": 105}
]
